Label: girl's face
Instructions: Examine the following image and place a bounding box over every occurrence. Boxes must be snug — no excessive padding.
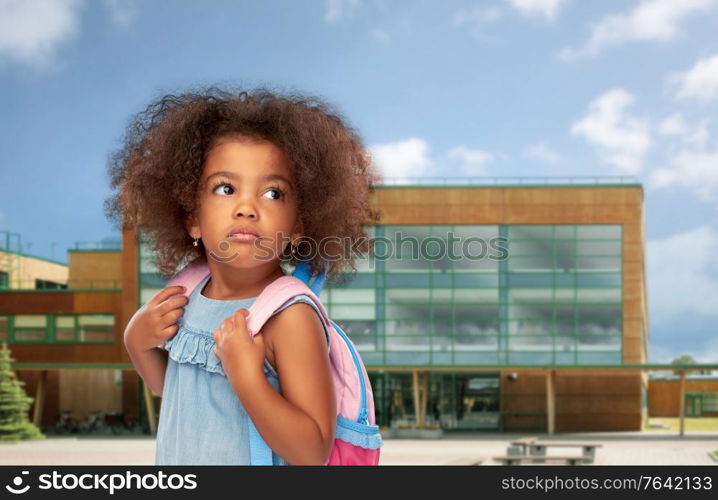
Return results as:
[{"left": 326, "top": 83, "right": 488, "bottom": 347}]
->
[{"left": 187, "top": 136, "right": 303, "bottom": 271}]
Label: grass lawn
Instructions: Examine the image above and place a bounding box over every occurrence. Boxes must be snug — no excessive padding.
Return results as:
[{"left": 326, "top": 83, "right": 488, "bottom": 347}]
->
[{"left": 644, "top": 417, "right": 718, "bottom": 432}]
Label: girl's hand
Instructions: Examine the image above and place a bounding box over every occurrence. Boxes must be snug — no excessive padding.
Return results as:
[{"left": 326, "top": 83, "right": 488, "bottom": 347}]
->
[
  {"left": 124, "top": 286, "right": 188, "bottom": 353},
  {"left": 213, "top": 309, "right": 266, "bottom": 389}
]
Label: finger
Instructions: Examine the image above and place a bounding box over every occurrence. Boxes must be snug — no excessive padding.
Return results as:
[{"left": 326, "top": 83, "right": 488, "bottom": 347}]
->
[
  {"left": 213, "top": 329, "right": 220, "bottom": 344},
  {"left": 231, "top": 312, "right": 251, "bottom": 342},
  {"left": 221, "top": 315, "right": 234, "bottom": 337},
  {"left": 160, "top": 308, "right": 184, "bottom": 325},
  {"left": 157, "top": 295, "right": 189, "bottom": 315},
  {"left": 149, "top": 286, "right": 187, "bottom": 307},
  {"left": 232, "top": 309, "right": 249, "bottom": 332},
  {"left": 160, "top": 324, "right": 179, "bottom": 338}
]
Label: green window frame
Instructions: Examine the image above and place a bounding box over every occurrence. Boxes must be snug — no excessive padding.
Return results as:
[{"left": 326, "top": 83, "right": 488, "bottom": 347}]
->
[{"left": 1, "top": 314, "right": 115, "bottom": 344}]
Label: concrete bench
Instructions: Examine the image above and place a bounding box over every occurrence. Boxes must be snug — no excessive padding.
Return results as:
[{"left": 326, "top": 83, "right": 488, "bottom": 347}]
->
[
  {"left": 507, "top": 437, "right": 538, "bottom": 456},
  {"left": 528, "top": 442, "right": 603, "bottom": 461},
  {"left": 493, "top": 455, "right": 593, "bottom": 466}
]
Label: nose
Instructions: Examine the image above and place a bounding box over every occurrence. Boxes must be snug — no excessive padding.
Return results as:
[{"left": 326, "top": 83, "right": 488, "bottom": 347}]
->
[
  {"left": 235, "top": 207, "right": 257, "bottom": 218},
  {"left": 234, "top": 197, "right": 257, "bottom": 219}
]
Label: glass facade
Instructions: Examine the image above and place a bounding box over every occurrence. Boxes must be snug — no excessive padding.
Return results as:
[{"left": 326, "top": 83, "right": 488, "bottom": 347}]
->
[
  {"left": 326, "top": 224, "right": 623, "bottom": 366},
  {"left": 137, "top": 223, "right": 623, "bottom": 367}
]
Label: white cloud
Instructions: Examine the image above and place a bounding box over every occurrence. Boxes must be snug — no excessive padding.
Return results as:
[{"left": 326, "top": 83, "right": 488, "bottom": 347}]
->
[
  {"left": 658, "top": 113, "right": 710, "bottom": 148},
  {"left": 684, "top": 120, "right": 710, "bottom": 149},
  {"left": 672, "top": 53, "right": 718, "bottom": 101},
  {"left": 650, "top": 115, "right": 716, "bottom": 200},
  {"left": 505, "top": 0, "right": 568, "bottom": 21},
  {"left": 103, "top": 0, "right": 140, "bottom": 28},
  {"left": 658, "top": 113, "right": 688, "bottom": 136},
  {"left": 571, "top": 88, "right": 651, "bottom": 174},
  {"left": 525, "top": 142, "right": 561, "bottom": 165},
  {"left": 368, "top": 138, "right": 432, "bottom": 181},
  {"left": 324, "top": 0, "right": 361, "bottom": 24},
  {"left": 650, "top": 144, "right": 718, "bottom": 201},
  {"left": 446, "top": 146, "right": 494, "bottom": 175},
  {"left": 368, "top": 139, "right": 499, "bottom": 181},
  {"left": 0, "top": 0, "right": 84, "bottom": 70},
  {"left": 452, "top": 6, "right": 502, "bottom": 27},
  {"left": 451, "top": 6, "right": 502, "bottom": 42},
  {"left": 558, "top": 0, "right": 716, "bottom": 60},
  {"left": 647, "top": 226, "right": 718, "bottom": 324}
]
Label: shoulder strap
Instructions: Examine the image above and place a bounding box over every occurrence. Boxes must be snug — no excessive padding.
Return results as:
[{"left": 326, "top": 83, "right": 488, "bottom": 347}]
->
[
  {"left": 165, "top": 259, "right": 210, "bottom": 297},
  {"left": 245, "top": 276, "right": 331, "bottom": 338},
  {"left": 244, "top": 274, "right": 333, "bottom": 465}
]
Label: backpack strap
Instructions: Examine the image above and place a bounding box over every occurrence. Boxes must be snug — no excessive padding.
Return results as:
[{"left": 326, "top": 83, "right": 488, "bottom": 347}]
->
[
  {"left": 165, "top": 258, "right": 210, "bottom": 297},
  {"left": 244, "top": 276, "right": 331, "bottom": 338},
  {"left": 244, "top": 275, "right": 331, "bottom": 466},
  {"left": 292, "top": 260, "right": 329, "bottom": 296}
]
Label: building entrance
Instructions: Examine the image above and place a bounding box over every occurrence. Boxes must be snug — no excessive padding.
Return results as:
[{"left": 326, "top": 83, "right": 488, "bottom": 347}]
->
[{"left": 373, "top": 372, "right": 501, "bottom": 431}]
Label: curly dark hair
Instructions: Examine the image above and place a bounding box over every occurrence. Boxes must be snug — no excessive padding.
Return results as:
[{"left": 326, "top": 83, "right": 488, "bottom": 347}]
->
[{"left": 104, "top": 86, "right": 381, "bottom": 281}]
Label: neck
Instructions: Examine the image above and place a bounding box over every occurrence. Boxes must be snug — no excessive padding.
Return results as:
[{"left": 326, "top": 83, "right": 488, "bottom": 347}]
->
[{"left": 202, "top": 259, "right": 285, "bottom": 300}]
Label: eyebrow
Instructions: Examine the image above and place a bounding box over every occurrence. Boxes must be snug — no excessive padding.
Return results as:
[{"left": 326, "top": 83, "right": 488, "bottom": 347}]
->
[{"left": 205, "top": 171, "right": 293, "bottom": 187}]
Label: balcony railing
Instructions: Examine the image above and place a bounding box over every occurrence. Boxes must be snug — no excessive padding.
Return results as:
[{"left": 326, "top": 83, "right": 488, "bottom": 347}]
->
[
  {"left": 73, "top": 241, "right": 122, "bottom": 251},
  {"left": 375, "top": 176, "right": 640, "bottom": 186}
]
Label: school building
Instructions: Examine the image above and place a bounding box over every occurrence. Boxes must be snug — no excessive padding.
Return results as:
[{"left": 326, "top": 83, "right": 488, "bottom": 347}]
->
[{"left": 3, "top": 179, "right": 716, "bottom": 434}]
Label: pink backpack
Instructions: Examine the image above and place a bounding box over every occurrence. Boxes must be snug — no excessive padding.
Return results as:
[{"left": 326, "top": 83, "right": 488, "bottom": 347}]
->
[{"left": 166, "top": 258, "right": 382, "bottom": 465}]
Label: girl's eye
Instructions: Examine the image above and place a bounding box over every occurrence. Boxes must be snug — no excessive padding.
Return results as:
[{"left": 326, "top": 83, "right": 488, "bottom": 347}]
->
[
  {"left": 212, "top": 183, "right": 234, "bottom": 196},
  {"left": 263, "top": 187, "right": 284, "bottom": 200}
]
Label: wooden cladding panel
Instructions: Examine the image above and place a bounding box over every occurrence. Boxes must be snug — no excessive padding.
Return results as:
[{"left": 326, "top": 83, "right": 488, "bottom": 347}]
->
[
  {"left": 501, "top": 370, "right": 643, "bottom": 431},
  {"left": 649, "top": 379, "right": 718, "bottom": 416}
]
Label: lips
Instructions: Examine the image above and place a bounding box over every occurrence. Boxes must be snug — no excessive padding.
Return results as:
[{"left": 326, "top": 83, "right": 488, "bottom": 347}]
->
[
  {"left": 227, "top": 226, "right": 260, "bottom": 241},
  {"left": 227, "top": 226, "right": 259, "bottom": 237}
]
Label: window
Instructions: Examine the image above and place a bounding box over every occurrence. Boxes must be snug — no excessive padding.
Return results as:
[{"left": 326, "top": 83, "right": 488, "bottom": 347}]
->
[
  {"left": 702, "top": 393, "right": 718, "bottom": 412},
  {"left": 55, "top": 315, "right": 76, "bottom": 341},
  {"left": 334, "top": 320, "right": 376, "bottom": 350},
  {"left": 35, "top": 279, "right": 68, "bottom": 290},
  {"left": 384, "top": 225, "right": 432, "bottom": 272},
  {"left": 0, "top": 270, "right": 8, "bottom": 289},
  {"left": 14, "top": 315, "right": 47, "bottom": 342},
  {"left": 77, "top": 315, "right": 115, "bottom": 342}
]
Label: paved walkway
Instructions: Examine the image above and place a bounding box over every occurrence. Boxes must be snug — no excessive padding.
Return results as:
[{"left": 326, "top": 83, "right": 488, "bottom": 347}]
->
[{"left": 1, "top": 432, "right": 716, "bottom": 466}]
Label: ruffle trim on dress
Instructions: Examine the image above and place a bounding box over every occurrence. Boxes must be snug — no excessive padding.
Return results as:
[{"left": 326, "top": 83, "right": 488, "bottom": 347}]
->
[{"left": 165, "top": 325, "right": 228, "bottom": 377}]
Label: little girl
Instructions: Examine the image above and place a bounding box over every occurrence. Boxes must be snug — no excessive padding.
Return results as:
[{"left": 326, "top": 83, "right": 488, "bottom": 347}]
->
[{"left": 105, "top": 87, "right": 380, "bottom": 465}]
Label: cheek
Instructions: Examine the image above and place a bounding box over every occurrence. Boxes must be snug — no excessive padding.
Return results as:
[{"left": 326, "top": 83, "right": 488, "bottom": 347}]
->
[{"left": 198, "top": 197, "right": 230, "bottom": 221}]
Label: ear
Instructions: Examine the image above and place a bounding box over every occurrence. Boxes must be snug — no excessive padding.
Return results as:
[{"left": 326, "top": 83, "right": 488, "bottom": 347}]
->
[{"left": 186, "top": 212, "right": 201, "bottom": 240}]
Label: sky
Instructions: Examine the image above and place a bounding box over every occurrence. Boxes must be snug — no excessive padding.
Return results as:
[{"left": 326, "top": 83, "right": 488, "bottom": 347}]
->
[{"left": 1, "top": 0, "right": 717, "bottom": 365}]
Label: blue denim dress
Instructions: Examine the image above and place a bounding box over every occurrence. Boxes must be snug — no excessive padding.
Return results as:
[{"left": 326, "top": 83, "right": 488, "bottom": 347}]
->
[{"left": 154, "top": 273, "right": 330, "bottom": 465}]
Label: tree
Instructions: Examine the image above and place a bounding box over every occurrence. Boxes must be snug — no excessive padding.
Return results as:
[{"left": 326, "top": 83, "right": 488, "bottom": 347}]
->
[
  {"left": 671, "top": 354, "right": 712, "bottom": 376},
  {"left": 0, "top": 342, "right": 45, "bottom": 442}
]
